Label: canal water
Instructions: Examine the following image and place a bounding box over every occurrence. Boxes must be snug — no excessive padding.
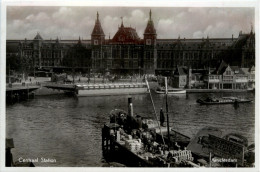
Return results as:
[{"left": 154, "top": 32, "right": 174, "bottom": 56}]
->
[{"left": 6, "top": 91, "right": 255, "bottom": 167}]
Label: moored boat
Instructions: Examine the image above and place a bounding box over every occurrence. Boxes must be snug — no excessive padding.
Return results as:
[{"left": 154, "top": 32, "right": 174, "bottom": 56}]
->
[
  {"left": 155, "top": 87, "right": 186, "bottom": 94},
  {"left": 196, "top": 96, "right": 252, "bottom": 105},
  {"left": 75, "top": 82, "right": 148, "bottom": 96},
  {"left": 102, "top": 98, "right": 193, "bottom": 167}
]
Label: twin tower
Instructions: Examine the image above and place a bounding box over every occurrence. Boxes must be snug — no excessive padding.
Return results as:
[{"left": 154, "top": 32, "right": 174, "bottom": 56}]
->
[{"left": 91, "top": 10, "right": 157, "bottom": 46}]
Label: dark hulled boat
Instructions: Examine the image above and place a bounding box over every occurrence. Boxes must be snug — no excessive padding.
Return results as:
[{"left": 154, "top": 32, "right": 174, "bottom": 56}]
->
[{"left": 197, "top": 97, "right": 252, "bottom": 105}]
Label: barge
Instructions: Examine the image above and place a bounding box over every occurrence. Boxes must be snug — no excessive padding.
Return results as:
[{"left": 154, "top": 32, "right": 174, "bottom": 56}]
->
[
  {"left": 75, "top": 82, "right": 148, "bottom": 97},
  {"left": 197, "top": 96, "right": 252, "bottom": 105}
]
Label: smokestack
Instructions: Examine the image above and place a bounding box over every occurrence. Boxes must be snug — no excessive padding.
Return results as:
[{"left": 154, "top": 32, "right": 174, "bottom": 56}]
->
[{"left": 128, "top": 97, "right": 133, "bottom": 117}]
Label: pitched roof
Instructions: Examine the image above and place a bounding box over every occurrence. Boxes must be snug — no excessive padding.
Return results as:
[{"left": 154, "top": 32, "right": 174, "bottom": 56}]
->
[
  {"left": 112, "top": 25, "right": 140, "bottom": 43},
  {"left": 174, "top": 66, "right": 187, "bottom": 75},
  {"left": 249, "top": 65, "right": 255, "bottom": 72},
  {"left": 91, "top": 12, "right": 105, "bottom": 36},
  {"left": 240, "top": 68, "right": 250, "bottom": 75},
  {"left": 144, "top": 10, "right": 156, "bottom": 35},
  {"left": 34, "top": 32, "right": 43, "bottom": 40},
  {"left": 212, "top": 60, "right": 228, "bottom": 74},
  {"left": 230, "top": 66, "right": 245, "bottom": 74}
]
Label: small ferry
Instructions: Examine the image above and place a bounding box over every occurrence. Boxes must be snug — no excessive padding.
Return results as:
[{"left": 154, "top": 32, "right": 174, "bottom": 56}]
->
[
  {"left": 196, "top": 96, "right": 252, "bottom": 105},
  {"left": 155, "top": 87, "right": 186, "bottom": 94},
  {"left": 75, "top": 82, "right": 148, "bottom": 97}
]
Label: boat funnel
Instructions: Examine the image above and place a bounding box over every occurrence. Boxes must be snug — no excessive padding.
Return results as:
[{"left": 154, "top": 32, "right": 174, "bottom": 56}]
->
[{"left": 128, "top": 97, "right": 134, "bottom": 117}]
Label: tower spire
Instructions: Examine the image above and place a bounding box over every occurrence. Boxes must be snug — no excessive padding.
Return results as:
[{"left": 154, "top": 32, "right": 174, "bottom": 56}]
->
[
  {"left": 251, "top": 22, "right": 253, "bottom": 34},
  {"left": 120, "top": 16, "right": 124, "bottom": 28},
  {"left": 91, "top": 12, "right": 105, "bottom": 45},
  {"left": 149, "top": 9, "right": 152, "bottom": 21},
  {"left": 56, "top": 36, "right": 59, "bottom": 43},
  {"left": 144, "top": 10, "right": 157, "bottom": 45},
  {"left": 78, "top": 36, "right": 81, "bottom": 44}
]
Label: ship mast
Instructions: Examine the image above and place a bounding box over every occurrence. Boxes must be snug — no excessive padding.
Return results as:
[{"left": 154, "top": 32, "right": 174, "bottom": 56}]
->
[
  {"left": 165, "top": 77, "right": 170, "bottom": 150},
  {"left": 145, "top": 76, "right": 166, "bottom": 147}
]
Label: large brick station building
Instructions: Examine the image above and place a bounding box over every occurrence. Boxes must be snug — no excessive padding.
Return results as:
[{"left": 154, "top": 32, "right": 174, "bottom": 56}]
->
[{"left": 6, "top": 10, "right": 255, "bottom": 75}]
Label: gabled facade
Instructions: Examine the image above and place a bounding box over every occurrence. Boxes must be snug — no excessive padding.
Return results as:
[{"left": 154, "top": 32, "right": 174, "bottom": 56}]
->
[
  {"left": 241, "top": 66, "right": 255, "bottom": 89},
  {"left": 206, "top": 60, "right": 251, "bottom": 89},
  {"left": 171, "top": 66, "right": 187, "bottom": 88}
]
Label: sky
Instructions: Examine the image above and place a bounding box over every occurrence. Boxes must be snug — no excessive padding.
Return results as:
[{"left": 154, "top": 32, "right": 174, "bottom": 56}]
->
[{"left": 6, "top": 6, "right": 254, "bottom": 40}]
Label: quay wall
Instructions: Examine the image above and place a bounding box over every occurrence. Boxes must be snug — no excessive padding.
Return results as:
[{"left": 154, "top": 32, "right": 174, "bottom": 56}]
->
[{"left": 186, "top": 89, "right": 249, "bottom": 93}]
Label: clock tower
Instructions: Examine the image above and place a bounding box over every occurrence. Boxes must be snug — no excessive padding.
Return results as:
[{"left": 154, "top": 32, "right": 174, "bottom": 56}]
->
[
  {"left": 143, "top": 10, "right": 157, "bottom": 74},
  {"left": 144, "top": 9, "right": 157, "bottom": 45},
  {"left": 91, "top": 12, "right": 105, "bottom": 45}
]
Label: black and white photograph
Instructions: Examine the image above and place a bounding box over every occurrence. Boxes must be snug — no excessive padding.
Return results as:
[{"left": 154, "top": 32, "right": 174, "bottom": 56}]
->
[{"left": 1, "top": 0, "right": 259, "bottom": 171}]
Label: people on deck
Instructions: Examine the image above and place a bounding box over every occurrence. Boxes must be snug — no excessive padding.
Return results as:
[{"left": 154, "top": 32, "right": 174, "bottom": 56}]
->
[{"left": 160, "top": 108, "right": 165, "bottom": 126}]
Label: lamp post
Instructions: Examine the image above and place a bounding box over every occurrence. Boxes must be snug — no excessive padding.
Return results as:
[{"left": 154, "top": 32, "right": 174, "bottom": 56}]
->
[
  {"left": 88, "top": 68, "right": 91, "bottom": 84},
  {"left": 93, "top": 70, "right": 95, "bottom": 84},
  {"left": 105, "top": 67, "right": 109, "bottom": 83},
  {"left": 139, "top": 66, "right": 141, "bottom": 78}
]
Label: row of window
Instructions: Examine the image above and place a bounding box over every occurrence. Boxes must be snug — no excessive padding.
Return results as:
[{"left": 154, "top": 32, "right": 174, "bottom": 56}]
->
[
  {"left": 209, "top": 76, "right": 220, "bottom": 80},
  {"left": 93, "top": 60, "right": 139, "bottom": 68},
  {"left": 93, "top": 50, "right": 141, "bottom": 59},
  {"left": 209, "top": 75, "right": 252, "bottom": 82},
  {"left": 157, "top": 60, "right": 201, "bottom": 68},
  {"left": 157, "top": 52, "right": 220, "bottom": 60}
]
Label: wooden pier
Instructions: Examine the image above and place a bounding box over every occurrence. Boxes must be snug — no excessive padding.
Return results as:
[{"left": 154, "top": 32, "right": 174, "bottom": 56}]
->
[{"left": 6, "top": 84, "right": 40, "bottom": 104}]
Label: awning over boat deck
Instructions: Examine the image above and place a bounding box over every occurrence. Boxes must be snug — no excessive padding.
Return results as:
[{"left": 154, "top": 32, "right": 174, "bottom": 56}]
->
[{"left": 76, "top": 82, "right": 147, "bottom": 88}]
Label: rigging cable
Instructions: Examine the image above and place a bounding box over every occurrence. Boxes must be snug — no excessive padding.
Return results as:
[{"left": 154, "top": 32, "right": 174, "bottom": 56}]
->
[{"left": 145, "top": 76, "right": 166, "bottom": 147}]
